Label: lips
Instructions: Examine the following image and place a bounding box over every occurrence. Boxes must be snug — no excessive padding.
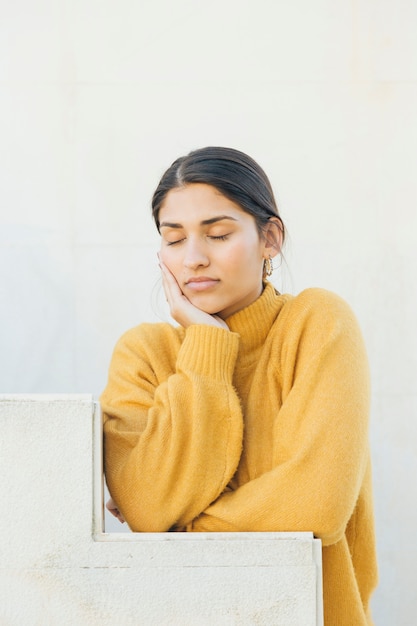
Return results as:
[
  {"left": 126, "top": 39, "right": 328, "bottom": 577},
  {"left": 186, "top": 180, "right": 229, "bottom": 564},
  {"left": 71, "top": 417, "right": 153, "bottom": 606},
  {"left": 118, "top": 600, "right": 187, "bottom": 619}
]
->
[{"left": 185, "top": 276, "right": 220, "bottom": 292}]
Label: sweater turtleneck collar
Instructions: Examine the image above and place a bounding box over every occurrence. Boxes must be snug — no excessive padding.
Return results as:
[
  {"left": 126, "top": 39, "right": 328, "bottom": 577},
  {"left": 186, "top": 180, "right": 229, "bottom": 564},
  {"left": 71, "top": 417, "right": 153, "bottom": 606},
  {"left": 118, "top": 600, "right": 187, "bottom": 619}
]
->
[{"left": 225, "top": 281, "right": 289, "bottom": 356}]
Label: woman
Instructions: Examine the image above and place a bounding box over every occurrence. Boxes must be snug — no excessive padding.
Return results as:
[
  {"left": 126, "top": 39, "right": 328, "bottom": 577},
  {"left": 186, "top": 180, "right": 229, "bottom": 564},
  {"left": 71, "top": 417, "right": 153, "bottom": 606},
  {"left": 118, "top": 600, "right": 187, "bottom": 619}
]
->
[{"left": 101, "top": 146, "right": 378, "bottom": 625}]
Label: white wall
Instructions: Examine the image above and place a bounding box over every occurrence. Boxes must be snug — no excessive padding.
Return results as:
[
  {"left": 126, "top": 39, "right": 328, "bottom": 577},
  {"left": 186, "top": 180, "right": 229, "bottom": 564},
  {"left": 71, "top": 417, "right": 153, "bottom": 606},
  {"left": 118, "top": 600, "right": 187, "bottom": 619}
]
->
[{"left": 1, "top": 2, "right": 416, "bottom": 624}]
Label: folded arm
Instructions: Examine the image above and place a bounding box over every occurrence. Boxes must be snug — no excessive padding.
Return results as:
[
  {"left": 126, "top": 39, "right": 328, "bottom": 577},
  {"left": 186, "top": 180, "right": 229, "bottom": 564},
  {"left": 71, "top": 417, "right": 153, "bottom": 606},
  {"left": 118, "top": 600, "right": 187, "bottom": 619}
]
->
[
  {"left": 101, "top": 323, "right": 244, "bottom": 532},
  {"left": 190, "top": 291, "right": 371, "bottom": 546}
]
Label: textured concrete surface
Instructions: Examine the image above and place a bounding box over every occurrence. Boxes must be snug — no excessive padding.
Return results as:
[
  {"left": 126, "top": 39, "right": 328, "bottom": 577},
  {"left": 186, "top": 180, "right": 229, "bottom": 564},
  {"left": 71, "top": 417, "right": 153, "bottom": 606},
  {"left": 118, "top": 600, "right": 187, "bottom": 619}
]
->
[{"left": 0, "top": 395, "right": 323, "bottom": 625}]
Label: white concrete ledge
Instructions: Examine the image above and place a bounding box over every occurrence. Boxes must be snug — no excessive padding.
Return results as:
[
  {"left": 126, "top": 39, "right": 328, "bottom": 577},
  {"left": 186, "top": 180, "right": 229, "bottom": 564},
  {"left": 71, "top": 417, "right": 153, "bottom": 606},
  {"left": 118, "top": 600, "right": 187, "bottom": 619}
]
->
[{"left": 0, "top": 394, "right": 323, "bottom": 625}]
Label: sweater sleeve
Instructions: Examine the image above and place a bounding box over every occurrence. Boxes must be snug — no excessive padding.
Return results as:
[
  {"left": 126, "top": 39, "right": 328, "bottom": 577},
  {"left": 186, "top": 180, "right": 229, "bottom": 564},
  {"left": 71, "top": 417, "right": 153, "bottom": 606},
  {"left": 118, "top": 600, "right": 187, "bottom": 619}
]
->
[
  {"left": 189, "top": 290, "right": 371, "bottom": 546},
  {"left": 100, "top": 323, "right": 243, "bottom": 532}
]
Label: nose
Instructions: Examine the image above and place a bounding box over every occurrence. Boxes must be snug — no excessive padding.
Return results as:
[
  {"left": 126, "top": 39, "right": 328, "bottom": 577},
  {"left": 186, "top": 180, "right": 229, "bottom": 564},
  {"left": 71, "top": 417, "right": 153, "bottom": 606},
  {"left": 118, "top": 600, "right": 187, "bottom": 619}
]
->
[{"left": 183, "top": 238, "right": 209, "bottom": 270}]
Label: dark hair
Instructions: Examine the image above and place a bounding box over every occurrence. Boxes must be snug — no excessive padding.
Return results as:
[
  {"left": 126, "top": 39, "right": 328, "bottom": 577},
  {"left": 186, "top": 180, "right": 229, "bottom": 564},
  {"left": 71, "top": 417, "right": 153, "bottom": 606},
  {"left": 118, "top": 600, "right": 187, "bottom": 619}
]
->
[{"left": 151, "top": 146, "right": 285, "bottom": 243}]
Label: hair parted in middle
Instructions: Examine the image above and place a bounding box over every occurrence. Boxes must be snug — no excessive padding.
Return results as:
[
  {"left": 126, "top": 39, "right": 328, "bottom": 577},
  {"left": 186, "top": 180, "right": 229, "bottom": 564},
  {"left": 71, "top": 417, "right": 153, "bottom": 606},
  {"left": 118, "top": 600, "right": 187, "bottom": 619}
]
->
[{"left": 151, "top": 146, "right": 285, "bottom": 244}]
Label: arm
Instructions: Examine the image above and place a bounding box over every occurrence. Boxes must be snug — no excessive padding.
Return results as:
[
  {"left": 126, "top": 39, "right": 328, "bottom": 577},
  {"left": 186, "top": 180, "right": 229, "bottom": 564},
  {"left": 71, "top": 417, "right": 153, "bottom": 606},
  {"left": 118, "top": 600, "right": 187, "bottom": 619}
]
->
[
  {"left": 101, "top": 323, "right": 244, "bottom": 532},
  {"left": 189, "top": 290, "right": 371, "bottom": 546}
]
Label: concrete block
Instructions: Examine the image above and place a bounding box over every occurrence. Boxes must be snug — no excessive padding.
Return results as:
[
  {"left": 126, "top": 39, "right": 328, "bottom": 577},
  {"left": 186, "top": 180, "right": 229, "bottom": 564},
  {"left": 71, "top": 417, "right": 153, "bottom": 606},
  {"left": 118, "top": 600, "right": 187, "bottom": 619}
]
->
[{"left": 0, "top": 395, "right": 323, "bottom": 625}]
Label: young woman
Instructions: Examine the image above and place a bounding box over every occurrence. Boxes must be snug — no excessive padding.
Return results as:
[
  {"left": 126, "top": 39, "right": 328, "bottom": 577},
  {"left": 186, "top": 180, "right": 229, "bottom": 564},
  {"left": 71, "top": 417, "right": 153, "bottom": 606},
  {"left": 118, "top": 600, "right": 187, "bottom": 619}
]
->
[{"left": 101, "top": 146, "right": 378, "bottom": 625}]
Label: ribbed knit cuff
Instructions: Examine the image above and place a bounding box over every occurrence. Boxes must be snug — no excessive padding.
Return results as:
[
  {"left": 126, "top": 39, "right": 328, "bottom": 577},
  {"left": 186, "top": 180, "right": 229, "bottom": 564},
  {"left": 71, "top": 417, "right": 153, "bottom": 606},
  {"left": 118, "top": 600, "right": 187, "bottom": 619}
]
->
[{"left": 176, "top": 325, "right": 239, "bottom": 382}]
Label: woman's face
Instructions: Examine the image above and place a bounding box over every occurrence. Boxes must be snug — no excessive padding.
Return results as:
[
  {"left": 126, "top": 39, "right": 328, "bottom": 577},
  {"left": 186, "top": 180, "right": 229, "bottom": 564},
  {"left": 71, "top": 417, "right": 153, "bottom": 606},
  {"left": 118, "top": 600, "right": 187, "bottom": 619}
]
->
[{"left": 158, "top": 183, "right": 270, "bottom": 320}]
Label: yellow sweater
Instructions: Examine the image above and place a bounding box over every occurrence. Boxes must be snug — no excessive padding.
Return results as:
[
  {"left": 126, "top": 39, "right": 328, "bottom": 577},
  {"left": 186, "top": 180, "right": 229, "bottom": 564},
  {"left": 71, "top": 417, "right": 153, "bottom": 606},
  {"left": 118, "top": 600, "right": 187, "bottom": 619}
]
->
[{"left": 101, "top": 283, "right": 378, "bottom": 625}]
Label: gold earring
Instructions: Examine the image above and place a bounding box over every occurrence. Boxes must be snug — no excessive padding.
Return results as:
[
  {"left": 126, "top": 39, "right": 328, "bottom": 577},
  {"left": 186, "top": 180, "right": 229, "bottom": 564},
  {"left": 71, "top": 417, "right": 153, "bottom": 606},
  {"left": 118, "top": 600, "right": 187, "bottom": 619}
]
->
[{"left": 263, "top": 255, "right": 273, "bottom": 278}]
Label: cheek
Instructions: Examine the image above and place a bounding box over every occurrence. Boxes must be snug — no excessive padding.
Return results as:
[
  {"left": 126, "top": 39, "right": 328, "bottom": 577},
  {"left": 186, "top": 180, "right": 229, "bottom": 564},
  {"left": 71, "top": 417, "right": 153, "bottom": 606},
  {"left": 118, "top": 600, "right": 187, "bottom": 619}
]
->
[
  {"left": 159, "top": 247, "right": 183, "bottom": 280},
  {"left": 223, "top": 236, "right": 262, "bottom": 270},
  {"left": 159, "top": 242, "right": 174, "bottom": 262}
]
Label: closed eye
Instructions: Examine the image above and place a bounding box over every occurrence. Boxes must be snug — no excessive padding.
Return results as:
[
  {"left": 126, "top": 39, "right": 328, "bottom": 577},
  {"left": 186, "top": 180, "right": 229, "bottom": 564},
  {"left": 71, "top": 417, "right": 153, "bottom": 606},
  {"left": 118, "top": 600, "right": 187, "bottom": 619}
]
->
[
  {"left": 165, "top": 234, "right": 230, "bottom": 246},
  {"left": 208, "top": 234, "right": 229, "bottom": 241},
  {"left": 165, "top": 238, "right": 185, "bottom": 246}
]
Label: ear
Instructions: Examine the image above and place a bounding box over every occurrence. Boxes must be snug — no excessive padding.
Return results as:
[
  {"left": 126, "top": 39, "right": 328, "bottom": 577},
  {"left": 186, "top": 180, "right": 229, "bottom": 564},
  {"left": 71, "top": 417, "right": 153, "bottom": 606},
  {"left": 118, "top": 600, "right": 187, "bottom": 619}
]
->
[{"left": 262, "top": 218, "right": 283, "bottom": 259}]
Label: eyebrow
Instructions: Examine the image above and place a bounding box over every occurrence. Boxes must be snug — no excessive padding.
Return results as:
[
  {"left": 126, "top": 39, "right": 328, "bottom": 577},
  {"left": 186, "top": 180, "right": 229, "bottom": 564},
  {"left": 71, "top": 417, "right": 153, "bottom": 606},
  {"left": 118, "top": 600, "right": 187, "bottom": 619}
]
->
[{"left": 159, "top": 215, "right": 239, "bottom": 229}]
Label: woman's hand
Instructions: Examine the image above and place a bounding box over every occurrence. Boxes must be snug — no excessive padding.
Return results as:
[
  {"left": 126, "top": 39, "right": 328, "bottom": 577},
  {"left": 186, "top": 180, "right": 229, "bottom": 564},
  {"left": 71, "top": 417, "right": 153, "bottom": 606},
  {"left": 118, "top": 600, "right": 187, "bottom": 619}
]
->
[
  {"left": 159, "top": 256, "right": 229, "bottom": 330},
  {"left": 106, "top": 497, "right": 125, "bottom": 524}
]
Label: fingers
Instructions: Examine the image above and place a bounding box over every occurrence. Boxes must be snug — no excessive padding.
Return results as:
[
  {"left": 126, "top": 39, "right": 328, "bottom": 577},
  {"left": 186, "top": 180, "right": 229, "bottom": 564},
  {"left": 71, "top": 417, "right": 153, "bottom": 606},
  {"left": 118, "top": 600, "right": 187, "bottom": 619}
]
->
[
  {"left": 158, "top": 255, "right": 191, "bottom": 325},
  {"left": 158, "top": 254, "right": 182, "bottom": 304},
  {"left": 157, "top": 254, "right": 229, "bottom": 330},
  {"left": 106, "top": 497, "right": 125, "bottom": 524}
]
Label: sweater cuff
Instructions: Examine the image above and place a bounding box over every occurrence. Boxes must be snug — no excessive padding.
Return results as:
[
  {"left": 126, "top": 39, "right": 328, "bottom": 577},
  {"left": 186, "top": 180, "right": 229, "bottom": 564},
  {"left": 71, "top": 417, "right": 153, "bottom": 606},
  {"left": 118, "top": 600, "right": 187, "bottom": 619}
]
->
[{"left": 177, "top": 325, "right": 239, "bottom": 382}]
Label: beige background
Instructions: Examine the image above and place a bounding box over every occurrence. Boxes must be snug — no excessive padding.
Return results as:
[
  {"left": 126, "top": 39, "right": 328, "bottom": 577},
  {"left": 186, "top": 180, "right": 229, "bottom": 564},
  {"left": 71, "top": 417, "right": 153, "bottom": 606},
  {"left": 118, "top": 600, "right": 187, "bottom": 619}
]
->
[{"left": 1, "top": 1, "right": 416, "bottom": 623}]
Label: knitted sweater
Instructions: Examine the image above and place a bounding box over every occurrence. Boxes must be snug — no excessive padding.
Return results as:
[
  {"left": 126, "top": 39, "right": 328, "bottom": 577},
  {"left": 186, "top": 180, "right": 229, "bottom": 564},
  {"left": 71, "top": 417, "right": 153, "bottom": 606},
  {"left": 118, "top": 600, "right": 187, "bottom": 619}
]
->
[{"left": 101, "top": 282, "right": 378, "bottom": 625}]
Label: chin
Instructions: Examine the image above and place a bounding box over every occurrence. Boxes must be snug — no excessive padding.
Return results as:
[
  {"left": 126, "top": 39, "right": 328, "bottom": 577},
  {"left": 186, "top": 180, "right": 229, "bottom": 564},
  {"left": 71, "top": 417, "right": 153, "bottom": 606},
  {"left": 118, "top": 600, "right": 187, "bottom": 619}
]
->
[{"left": 189, "top": 295, "right": 227, "bottom": 316}]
